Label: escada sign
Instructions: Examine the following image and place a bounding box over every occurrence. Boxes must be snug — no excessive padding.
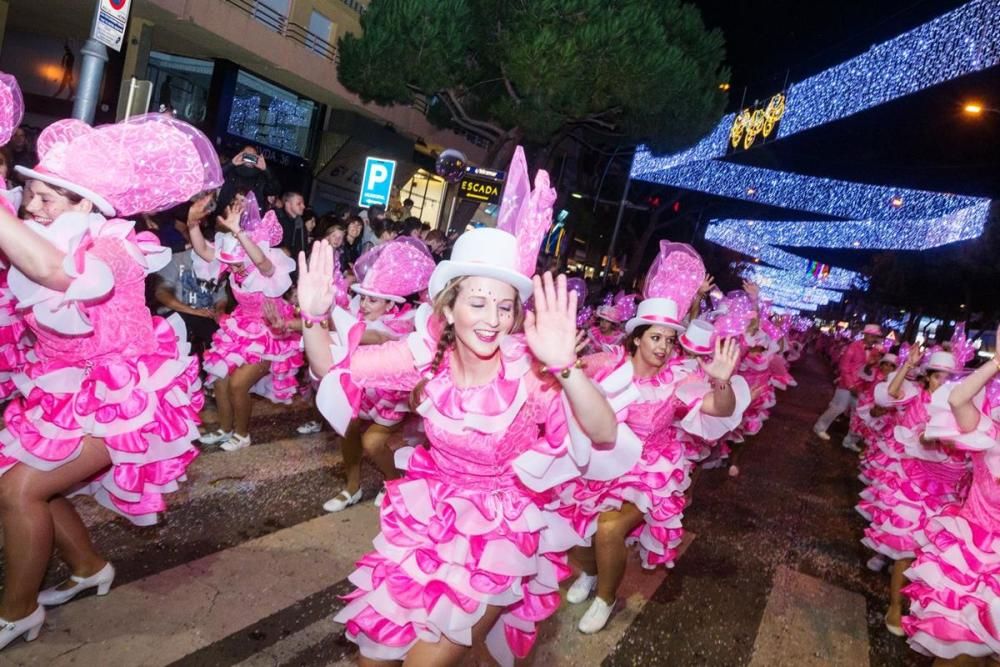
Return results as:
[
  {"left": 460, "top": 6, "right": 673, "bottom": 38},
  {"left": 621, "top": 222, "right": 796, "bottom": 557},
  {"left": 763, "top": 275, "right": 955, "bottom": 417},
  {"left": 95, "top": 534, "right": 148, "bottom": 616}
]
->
[{"left": 458, "top": 170, "right": 504, "bottom": 205}]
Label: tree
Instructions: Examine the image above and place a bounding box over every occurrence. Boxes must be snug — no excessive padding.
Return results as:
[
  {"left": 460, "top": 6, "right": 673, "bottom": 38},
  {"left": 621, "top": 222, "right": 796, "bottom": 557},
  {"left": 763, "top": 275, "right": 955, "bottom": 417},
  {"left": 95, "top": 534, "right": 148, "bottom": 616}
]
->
[{"left": 337, "top": 0, "right": 729, "bottom": 166}]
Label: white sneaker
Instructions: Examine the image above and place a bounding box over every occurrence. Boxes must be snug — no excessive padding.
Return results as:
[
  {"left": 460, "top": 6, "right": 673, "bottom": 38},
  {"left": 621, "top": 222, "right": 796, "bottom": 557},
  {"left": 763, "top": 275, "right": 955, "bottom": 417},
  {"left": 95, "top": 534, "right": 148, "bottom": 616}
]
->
[
  {"left": 728, "top": 465, "right": 741, "bottom": 477},
  {"left": 296, "top": 421, "right": 322, "bottom": 435},
  {"left": 813, "top": 428, "right": 831, "bottom": 441},
  {"left": 566, "top": 573, "right": 597, "bottom": 604},
  {"left": 220, "top": 433, "right": 251, "bottom": 451},
  {"left": 0, "top": 605, "right": 44, "bottom": 650},
  {"left": 866, "top": 555, "right": 888, "bottom": 572},
  {"left": 198, "top": 429, "right": 233, "bottom": 446},
  {"left": 323, "top": 489, "right": 363, "bottom": 513},
  {"left": 842, "top": 440, "right": 862, "bottom": 452},
  {"left": 373, "top": 487, "right": 386, "bottom": 507},
  {"left": 38, "top": 562, "right": 115, "bottom": 607},
  {"left": 578, "top": 597, "right": 614, "bottom": 634}
]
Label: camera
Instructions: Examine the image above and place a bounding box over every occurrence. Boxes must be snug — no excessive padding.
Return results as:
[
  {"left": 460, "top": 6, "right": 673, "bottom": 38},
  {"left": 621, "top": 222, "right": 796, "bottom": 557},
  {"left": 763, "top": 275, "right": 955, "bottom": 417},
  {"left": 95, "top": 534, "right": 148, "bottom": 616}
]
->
[{"left": 242, "top": 153, "right": 259, "bottom": 165}]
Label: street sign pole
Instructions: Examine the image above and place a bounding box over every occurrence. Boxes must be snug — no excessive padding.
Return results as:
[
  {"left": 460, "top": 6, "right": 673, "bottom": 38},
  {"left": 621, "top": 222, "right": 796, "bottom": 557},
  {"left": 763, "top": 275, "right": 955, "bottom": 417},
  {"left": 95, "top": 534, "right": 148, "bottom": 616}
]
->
[
  {"left": 74, "top": 1, "right": 109, "bottom": 123},
  {"left": 602, "top": 172, "right": 632, "bottom": 287}
]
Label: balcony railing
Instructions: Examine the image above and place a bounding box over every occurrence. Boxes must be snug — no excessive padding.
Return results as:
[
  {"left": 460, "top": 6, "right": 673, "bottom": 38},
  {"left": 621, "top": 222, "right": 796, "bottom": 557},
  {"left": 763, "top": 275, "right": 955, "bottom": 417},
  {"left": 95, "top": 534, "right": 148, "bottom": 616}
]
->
[{"left": 222, "top": 0, "right": 338, "bottom": 62}]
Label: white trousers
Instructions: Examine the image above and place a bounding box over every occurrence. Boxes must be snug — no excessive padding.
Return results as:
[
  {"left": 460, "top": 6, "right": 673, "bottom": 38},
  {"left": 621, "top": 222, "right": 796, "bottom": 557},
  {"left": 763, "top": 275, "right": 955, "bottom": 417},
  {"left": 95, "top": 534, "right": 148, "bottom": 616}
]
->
[{"left": 814, "top": 387, "right": 858, "bottom": 443}]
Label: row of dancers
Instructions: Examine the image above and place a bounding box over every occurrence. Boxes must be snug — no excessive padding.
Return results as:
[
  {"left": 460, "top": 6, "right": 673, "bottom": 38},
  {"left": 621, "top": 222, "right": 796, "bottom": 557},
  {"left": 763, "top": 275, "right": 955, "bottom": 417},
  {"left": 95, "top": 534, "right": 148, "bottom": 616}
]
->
[
  {"left": 0, "top": 68, "right": 808, "bottom": 665},
  {"left": 823, "top": 322, "right": 1000, "bottom": 667}
]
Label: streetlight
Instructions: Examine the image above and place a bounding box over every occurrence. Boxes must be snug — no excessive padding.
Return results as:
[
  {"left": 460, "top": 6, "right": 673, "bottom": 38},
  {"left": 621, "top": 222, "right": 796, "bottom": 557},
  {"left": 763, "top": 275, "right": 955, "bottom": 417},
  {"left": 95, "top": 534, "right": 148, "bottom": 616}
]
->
[{"left": 963, "top": 101, "right": 1000, "bottom": 116}]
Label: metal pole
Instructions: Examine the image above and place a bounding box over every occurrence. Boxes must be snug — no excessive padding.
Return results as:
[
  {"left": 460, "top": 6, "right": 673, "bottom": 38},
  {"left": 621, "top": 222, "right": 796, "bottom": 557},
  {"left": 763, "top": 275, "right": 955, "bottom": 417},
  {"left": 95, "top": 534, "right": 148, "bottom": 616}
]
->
[
  {"left": 602, "top": 172, "right": 631, "bottom": 287},
  {"left": 73, "top": 1, "right": 109, "bottom": 123}
]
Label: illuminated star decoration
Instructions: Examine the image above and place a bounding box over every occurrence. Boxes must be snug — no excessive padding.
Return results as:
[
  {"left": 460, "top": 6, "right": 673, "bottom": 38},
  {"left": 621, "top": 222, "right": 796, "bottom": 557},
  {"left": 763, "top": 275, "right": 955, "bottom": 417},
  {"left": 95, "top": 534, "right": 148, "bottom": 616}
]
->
[{"left": 629, "top": 0, "right": 1000, "bottom": 312}]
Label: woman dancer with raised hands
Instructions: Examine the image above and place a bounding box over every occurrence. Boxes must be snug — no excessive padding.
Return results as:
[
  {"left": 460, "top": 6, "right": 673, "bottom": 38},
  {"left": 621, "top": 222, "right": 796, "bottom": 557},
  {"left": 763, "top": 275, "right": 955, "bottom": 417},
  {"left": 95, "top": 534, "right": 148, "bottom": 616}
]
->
[
  {"left": 558, "top": 242, "right": 749, "bottom": 634},
  {"left": 0, "top": 110, "right": 221, "bottom": 649},
  {"left": 300, "top": 147, "right": 639, "bottom": 666},
  {"left": 190, "top": 191, "right": 303, "bottom": 451},
  {"left": 899, "top": 328, "right": 1000, "bottom": 666}
]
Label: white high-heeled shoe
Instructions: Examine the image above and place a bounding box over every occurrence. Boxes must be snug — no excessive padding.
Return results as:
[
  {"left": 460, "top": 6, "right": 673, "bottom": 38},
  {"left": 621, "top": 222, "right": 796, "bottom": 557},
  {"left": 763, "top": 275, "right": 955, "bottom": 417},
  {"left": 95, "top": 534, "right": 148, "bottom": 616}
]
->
[
  {"left": 37, "top": 562, "right": 115, "bottom": 607},
  {"left": 0, "top": 606, "right": 44, "bottom": 650}
]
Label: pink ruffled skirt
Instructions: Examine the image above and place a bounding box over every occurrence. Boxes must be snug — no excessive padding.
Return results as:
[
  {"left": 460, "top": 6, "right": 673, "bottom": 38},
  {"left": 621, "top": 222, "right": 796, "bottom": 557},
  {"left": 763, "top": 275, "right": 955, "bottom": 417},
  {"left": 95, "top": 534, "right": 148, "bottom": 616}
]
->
[
  {"left": 203, "top": 307, "right": 303, "bottom": 403},
  {"left": 0, "top": 280, "right": 29, "bottom": 402},
  {"left": 903, "top": 504, "right": 1000, "bottom": 659},
  {"left": 0, "top": 316, "right": 203, "bottom": 526},
  {"left": 334, "top": 446, "right": 571, "bottom": 666},
  {"left": 556, "top": 434, "right": 690, "bottom": 569}
]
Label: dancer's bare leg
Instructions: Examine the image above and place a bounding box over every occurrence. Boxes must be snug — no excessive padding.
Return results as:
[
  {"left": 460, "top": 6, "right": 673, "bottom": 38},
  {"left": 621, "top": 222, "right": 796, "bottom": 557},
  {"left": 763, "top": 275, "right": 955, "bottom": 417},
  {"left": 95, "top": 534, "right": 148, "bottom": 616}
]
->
[
  {"left": 594, "top": 503, "right": 645, "bottom": 603},
  {"left": 361, "top": 422, "right": 402, "bottom": 482},
  {"left": 229, "top": 362, "right": 270, "bottom": 437},
  {"left": 0, "top": 437, "right": 111, "bottom": 620}
]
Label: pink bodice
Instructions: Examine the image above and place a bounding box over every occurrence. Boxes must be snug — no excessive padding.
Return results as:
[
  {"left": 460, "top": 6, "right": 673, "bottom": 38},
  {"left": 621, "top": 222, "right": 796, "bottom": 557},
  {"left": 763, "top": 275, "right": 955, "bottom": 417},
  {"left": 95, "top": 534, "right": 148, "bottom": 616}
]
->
[
  {"left": 30, "top": 237, "right": 156, "bottom": 363},
  {"left": 960, "top": 454, "right": 1000, "bottom": 531}
]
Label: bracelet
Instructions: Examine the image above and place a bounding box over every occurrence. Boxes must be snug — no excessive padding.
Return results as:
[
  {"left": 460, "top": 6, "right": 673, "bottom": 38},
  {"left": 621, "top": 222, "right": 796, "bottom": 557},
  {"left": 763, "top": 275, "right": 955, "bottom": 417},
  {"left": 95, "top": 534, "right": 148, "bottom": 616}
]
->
[
  {"left": 301, "top": 310, "right": 329, "bottom": 329},
  {"left": 992, "top": 355, "right": 1000, "bottom": 372},
  {"left": 544, "top": 358, "right": 584, "bottom": 379}
]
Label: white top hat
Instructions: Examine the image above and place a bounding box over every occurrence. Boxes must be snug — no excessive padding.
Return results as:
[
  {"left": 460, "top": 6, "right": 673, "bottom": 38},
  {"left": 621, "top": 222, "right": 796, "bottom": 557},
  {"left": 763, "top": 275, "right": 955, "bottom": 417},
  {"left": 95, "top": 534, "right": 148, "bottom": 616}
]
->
[
  {"left": 428, "top": 227, "right": 533, "bottom": 301},
  {"left": 625, "top": 297, "right": 684, "bottom": 334},
  {"left": 680, "top": 319, "right": 715, "bottom": 355},
  {"left": 925, "top": 351, "right": 958, "bottom": 373},
  {"left": 880, "top": 353, "right": 898, "bottom": 366}
]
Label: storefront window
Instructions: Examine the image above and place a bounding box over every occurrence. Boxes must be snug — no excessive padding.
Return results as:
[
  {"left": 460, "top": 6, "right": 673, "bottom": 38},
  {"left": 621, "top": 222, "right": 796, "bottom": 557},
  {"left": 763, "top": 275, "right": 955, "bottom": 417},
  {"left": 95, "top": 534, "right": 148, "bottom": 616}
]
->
[
  {"left": 227, "top": 69, "right": 319, "bottom": 157},
  {"left": 147, "top": 52, "right": 214, "bottom": 125},
  {"left": 399, "top": 170, "right": 446, "bottom": 228}
]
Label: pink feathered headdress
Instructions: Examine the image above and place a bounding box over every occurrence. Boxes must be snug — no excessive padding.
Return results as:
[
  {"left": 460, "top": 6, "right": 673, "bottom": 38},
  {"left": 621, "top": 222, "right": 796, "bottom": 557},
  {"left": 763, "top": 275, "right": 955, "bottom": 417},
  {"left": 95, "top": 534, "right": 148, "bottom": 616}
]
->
[
  {"left": 239, "top": 191, "right": 283, "bottom": 247},
  {"left": 353, "top": 236, "right": 435, "bottom": 303},
  {"left": 427, "top": 146, "right": 555, "bottom": 300},
  {"left": 950, "top": 322, "right": 976, "bottom": 367},
  {"left": 625, "top": 242, "right": 705, "bottom": 334},
  {"left": 0, "top": 72, "right": 23, "bottom": 146},
  {"left": 16, "top": 112, "right": 222, "bottom": 217}
]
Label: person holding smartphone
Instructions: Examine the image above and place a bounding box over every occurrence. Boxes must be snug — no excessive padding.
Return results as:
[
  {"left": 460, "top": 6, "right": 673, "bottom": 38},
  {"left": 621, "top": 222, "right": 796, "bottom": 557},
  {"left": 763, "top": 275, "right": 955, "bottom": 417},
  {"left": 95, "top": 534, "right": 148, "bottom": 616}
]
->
[{"left": 217, "top": 144, "right": 279, "bottom": 213}]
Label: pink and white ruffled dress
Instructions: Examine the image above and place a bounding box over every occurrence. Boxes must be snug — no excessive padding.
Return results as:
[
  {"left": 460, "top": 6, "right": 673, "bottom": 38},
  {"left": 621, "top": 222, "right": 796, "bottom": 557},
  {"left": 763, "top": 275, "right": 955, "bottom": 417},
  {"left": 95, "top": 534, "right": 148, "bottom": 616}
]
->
[
  {"left": 317, "top": 305, "right": 641, "bottom": 666},
  {"left": 0, "top": 213, "right": 203, "bottom": 525},
  {"left": 555, "top": 351, "right": 751, "bottom": 569},
  {"left": 859, "top": 380, "right": 969, "bottom": 561},
  {"left": 586, "top": 326, "right": 624, "bottom": 354},
  {"left": 196, "top": 234, "right": 303, "bottom": 403},
  {"left": 353, "top": 302, "right": 416, "bottom": 427},
  {"left": 0, "top": 262, "right": 31, "bottom": 401},
  {"left": 902, "top": 382, "right": 1000, "bottom": 659},
  {"left": 738, "top": 351, "right": 777, "bottom": 437}
]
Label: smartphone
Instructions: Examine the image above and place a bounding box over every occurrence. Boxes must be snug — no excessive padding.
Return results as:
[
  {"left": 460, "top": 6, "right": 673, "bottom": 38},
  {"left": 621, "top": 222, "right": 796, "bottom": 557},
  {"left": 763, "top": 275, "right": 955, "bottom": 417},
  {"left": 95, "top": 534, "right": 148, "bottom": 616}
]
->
[{"left": 242, "top": 153, "right": 259, "bottom": 165}]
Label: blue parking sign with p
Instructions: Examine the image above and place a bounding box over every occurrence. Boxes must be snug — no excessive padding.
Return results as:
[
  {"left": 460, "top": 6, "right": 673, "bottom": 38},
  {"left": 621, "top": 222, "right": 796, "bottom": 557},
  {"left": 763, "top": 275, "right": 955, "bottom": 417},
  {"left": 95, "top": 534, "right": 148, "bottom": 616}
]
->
[{"left": 359, "top": 157, "right": 396, "bottom": 207}]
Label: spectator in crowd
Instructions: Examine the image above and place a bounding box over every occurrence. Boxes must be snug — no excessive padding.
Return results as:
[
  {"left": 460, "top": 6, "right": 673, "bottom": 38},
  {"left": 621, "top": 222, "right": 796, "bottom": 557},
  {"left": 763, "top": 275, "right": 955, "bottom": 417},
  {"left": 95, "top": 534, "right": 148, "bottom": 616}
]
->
[
  {"left": 343, "top": 214, "right": 364, "bottom": 268},
  {"left": 366, "top": 216, "right": 398, "bottom": 252},
  {"left": 423, "top": 229, "right": 447, "bottom": 262},
  {"left": 401, "top": 197, "right": 414, "bottom": 218},
  {"left": 149, "top": 191, "right": 228, "bottom": 354},
  {"left": 400, "top": 216, "right": 423, "bottom": 238},
  {"left": 0, "top": 147, "right": 12, "bottom": 189},
  {"left": 276, "top": 191, "right": 307, "bottom": 259},
  {"left": 302, "top": 207, "right": 318, "bottom": 246},
  {"left": 420, "top": 222, "right": 432, "bottom": 238},
  {"left": 9, "top": 125, "right": 35, "bottom": 171},
  {"left": 217, "top": 145, "right": 279, "bottom": 212}
]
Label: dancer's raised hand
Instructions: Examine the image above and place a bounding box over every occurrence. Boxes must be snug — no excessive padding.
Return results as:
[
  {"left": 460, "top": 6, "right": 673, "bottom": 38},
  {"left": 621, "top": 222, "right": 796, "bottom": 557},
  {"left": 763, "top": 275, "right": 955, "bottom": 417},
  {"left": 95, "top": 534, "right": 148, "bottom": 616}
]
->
[
  {"left": 701, "top": 336, "right": 740, "bottom": 382},
  {"left": 297, "top": 240, "right": 335, "bottom": 318},
  {"left": 524, "top": 272, "right": 578, "bottom": 369}
]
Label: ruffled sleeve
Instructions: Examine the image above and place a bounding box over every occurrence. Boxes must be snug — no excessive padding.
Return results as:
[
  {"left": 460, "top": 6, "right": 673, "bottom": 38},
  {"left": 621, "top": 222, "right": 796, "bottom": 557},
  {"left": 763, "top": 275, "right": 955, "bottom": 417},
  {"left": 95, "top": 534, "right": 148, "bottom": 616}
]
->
[
  {"left": 8, "top": 213, "right": 169, "bottom": 335},
  {"left": 874, "top": 369, "right": 920, "bottom": 407},
  {"left": 241, "top": 246, "right": 295, "bottom": 297},
  {"left": 315, "top": 305, "right": 426, "bottom": 435},
  {"left": 191, "top": 233, "right": 226, "bottom": 282},
  {"left": 925, "top": 381, "right": 999, "bottom": 456},
  {"left": 674, "top": 371, "right": 752, "bottom": 441},
  {"left": 513, "top": 349, "right": 643, "bottom": 492}
]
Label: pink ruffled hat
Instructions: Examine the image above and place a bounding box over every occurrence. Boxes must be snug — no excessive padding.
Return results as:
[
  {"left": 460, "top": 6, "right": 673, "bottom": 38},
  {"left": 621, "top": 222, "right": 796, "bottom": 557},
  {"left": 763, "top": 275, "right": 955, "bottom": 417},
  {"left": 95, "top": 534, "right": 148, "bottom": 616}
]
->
[
  {"left": 428, "top": 146, "right": 555, "bottom": 301},
  {"left": 353, "top": 236, "right": 435, "bottom": 303},
  {"left": 16, "top": 112, "right": 223, "bottom": 217},
  {"left": 0, "top": 71, "right": 24, "bottom": 146},
  {"left": 626, "top": 241, "right": 705, "bottom": 334},
  {"left": 862, "top": 323, "right": 883, "bottom": 337},
  {"left": 680, "top": 319, "right": 715, "bottom": 355}
]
